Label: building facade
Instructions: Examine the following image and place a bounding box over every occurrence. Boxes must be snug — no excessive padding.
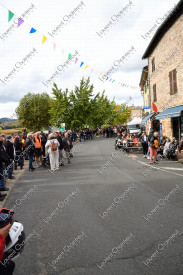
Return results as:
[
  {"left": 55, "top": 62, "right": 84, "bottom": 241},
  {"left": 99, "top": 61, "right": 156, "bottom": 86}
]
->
[{"left": 142, "top": 0, "right": 183, "bottom": 140}]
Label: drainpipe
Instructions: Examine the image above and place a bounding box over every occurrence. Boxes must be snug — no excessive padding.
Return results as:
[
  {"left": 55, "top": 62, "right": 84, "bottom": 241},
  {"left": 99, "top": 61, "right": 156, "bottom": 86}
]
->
[{"left": 148, "top": 57, "right": 151, "bottom": 112}]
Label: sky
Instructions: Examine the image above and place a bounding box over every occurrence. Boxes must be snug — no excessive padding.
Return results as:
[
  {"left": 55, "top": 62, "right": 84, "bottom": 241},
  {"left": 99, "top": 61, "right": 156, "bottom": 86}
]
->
[{"left": 0, "top": 0, "right": 180, "bottom": 118}]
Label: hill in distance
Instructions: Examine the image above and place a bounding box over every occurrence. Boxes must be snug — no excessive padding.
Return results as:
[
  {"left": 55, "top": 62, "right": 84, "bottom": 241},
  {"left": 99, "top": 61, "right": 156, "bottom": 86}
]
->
[{"left": 0, "top": 118, "right": 17, "bottom": 123}]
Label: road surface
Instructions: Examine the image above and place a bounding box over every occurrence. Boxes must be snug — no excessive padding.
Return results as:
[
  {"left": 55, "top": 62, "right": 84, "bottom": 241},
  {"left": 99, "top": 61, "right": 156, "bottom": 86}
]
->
[{"left": 4, "top": 138, "right": 183, "bottom": 275}]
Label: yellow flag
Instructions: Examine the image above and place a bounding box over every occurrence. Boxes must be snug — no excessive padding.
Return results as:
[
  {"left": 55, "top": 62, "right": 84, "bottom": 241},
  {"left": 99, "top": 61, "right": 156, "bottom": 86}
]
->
[
  {"left": 85, "top": 65, "right": 89, "bottom": 69},
  {"left": 42, "top": 36, "right": 47, "bottom": 44}
]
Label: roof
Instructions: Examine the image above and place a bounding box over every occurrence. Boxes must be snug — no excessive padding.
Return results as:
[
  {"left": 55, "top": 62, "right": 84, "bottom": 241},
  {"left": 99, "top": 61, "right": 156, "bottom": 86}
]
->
[
  {"left": 139, "top": 66, "right": 148, "bottom": 87},
  {"left": 156, "top": 105, "right": 183, "bottom": 119},
  {"left": 141, "top": 112, "right": 155, "bottom": 124},
  {"left": 127, "top": 118, "right": 142, "bottom": 125},
  {"left": 142, "top": 0, "right": 183, "bottom": 59}
]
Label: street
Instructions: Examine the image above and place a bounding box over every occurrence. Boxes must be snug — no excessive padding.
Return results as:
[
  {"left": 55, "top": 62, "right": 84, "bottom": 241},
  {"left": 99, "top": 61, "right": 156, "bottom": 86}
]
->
[{"left": 5, "top": 138, "right": 183, "bottom": 275}]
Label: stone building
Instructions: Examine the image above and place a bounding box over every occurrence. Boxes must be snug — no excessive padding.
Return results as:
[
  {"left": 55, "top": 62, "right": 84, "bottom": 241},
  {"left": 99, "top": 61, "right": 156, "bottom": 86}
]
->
[{"left": 142, "top": 0, "right": 183, "bottom": 140}]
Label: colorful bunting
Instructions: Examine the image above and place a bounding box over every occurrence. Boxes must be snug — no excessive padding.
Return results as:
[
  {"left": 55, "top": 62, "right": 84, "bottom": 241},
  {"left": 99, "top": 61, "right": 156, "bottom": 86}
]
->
[
  {"left": 85, "top": 65, "right": 89, "bottom": 69},
  {"left": 109, "top": 79, "right": 112, "bottom": 82},
  {"left": 42, "top": 35, "right": 47, "bottom": 44},
  {"left": 112, "top": 80, "right": 115, "bottom": 83},
  {"left": 75, "top": 58, "right": 78, "bottom": 64},
  {"left": 106, "top": 77, "right": 109, "bottom": 81},
  {"left": 80, "top": 62, "right": 84, "bottom": 67},
  {"left": 68, "top": 53, "right": 72, "bottom": 60},
  {"left": 30, "top": 28, "right": 37, "bottom": 33},
  {"left": 17, "top": 18, "right": 24, "bottom": 27},
  {"left": 8, "top": 11, "right": 14, "bottom": 22}
]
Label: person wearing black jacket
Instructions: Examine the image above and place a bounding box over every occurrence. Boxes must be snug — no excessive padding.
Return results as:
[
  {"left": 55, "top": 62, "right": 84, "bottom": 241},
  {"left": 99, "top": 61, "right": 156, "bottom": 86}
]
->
[
  {"left": 14, "top": 137, "right": 23, "bottom": 170},
  {"left": 26, "top": 133, "right": 35, "bottom": 172},
  {"left": 5, "top": 136, "right": 14, "bottom": 180},
  {"left": 41, "top": 131, "right": 47, "bottom": 157},
  {"left": 140, "top": 131, "right": 148, "bottom": 158},
  {"left": 62, "top": 132, "right": 71, "bottom": 164},
  {"left": 56, "top": 132, "right": 64, "bottom": 166},
  {"left": 0, "top": 136, "right": 10, "bottom": 196}
]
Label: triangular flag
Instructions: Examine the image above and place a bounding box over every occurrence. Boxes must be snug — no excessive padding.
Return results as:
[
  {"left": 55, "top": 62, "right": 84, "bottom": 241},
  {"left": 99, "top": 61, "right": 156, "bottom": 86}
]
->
[
  {"left": 109, "top": 79, "right": 112, "bottom": 82},
  {"left": 8, "top": 11, "right": 14, "bottom": 22},
  {"left": 152, "top": 102, "right": 158, "bottom": 114},
  {"left": 106, "top": 77, "right": 109, "bottom": 81},
  {"left": 17, "top": 18, "right": 24, "bottom": 27},
  {"left": 85, "top": 65, "right": 89, "bottom": 69},
  {"left": 42, "top": 36, "right": 47, "bottom": 44},
  {"left": 75, "top": 58, "right": 78, "bottom": 64},
  {"left": 80, "top": 62, "right": 84, "bottom": 67},
  {"left": 118, "top": 82, "right": 120, "bottom": 85},
  {"left": 53, "top": 43, "right": 56, "bottom": 50},
  {"left": 30, "top": 28, "right": 37, "bottom": 33},
  {"left": 68, "top": 53, "right": 72, "bottom": 60},
  {"left": 121, "top": 83, "right": 123, "bottom": 86},
  {"left": 112, "top": 80, "right": 115, "bottom": 83}
]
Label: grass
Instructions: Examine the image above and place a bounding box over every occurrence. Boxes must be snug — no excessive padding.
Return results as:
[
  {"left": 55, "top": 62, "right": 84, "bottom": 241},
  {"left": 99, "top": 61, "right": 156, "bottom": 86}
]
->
[{"left": 1, "top": 128, "right": 23, "bottom": 135}]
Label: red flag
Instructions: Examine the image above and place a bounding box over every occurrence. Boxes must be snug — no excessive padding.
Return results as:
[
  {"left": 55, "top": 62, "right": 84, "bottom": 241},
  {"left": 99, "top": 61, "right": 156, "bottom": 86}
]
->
[{"left": 152, "top": 102, "right": 158, "bottom": 114}]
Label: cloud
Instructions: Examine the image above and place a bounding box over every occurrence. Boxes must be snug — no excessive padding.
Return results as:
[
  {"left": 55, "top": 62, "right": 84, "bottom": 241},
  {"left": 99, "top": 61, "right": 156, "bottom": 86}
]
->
[{"left": 0, "top": 0, "right": 179, "bottom": 117}]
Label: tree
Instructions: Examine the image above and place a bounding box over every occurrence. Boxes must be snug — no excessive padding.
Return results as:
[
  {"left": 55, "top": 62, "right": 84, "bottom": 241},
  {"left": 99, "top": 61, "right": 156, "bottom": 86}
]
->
[
  {"left": 49, "top": 77, "right": 132, "bottom": 129},
  {"left": 16, "top": 93, "right": 51, "bottom": 131}
]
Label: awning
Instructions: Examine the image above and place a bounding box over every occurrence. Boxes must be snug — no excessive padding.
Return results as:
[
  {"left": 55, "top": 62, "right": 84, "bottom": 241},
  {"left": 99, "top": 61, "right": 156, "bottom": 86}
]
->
[
  {"left": 156, "top": 105, "right": 183, "bottom": 120},
  {"left": 141, "top": 112, "right": 155, "bottom": 124}
]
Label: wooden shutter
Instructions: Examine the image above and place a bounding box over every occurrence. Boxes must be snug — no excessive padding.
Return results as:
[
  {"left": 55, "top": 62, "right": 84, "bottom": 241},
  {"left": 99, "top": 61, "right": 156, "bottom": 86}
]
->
[
  {"left": 153, "top": 84, "right": 157, "bottom": 102},
  {"left": 173, "top": 69, "right": 177, "bottom": 94},
  {"left": 169, "top": 71, "right": 173, "bottom": 95}
]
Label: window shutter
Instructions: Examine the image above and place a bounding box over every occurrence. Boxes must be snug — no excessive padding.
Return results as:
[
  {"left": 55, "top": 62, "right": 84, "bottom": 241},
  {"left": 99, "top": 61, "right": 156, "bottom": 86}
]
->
[
  {"left": 173, "top": 69, "right": 177, "bottom": 94},
  {"left": 169, "top": 71, "right": 173, "bottom": 95}
]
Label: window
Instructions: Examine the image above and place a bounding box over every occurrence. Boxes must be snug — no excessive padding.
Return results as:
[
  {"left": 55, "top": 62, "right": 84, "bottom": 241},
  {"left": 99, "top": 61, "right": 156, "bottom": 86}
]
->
[
  {"left": 153, "top": 84, "right": 157, "bottom": 102},
  {"left": 169, "top": 69, "right": 178, "bottom": 95},
  {"left": 152, "top": 58, "right": 155, "bottom": 72}
]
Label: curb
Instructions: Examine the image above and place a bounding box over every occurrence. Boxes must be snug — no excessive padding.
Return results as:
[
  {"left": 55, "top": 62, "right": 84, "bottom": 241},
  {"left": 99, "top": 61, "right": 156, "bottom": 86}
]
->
[{"left": 0, "top": 162, "right": 28, "bottom": 208}]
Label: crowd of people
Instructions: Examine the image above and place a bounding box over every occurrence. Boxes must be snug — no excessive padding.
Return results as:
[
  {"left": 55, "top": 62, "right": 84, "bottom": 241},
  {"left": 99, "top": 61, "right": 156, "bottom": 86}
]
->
[{"left": 115, "top": 127, "right": 183, "bottom": 164}]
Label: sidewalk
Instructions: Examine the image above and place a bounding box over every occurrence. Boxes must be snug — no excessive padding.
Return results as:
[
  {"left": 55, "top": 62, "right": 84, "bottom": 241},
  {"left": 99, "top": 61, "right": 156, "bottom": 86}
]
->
[{"left": 0, "top": 161, "right": 28, "bottom": 209}]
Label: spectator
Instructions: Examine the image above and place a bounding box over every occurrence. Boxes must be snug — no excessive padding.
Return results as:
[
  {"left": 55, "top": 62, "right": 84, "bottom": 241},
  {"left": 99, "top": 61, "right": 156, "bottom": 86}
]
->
[
  {"left": 5, "top": 136, "right": 14, "bottom": 180},
  {"left": 0, "top": 136, "right": 10, "bottom": 199},
  {"left": 45, "top": 133, "right": 60, "bottom": 171},
  {"left": 62, "top": 132, "right": 71, "bottom": 164},
  {"left": 34, "top": 132, "right": 42, "bottom": 167},
  {"left": 26, "top": 133, "right": 35, "bottom": 172},
  {"left": 149, "top": 132, "right": 159, "bottom": 165},
  {"left": 158, "top": 136, "right": 166, "bottom": 158},
  {"left": 163, "top": 138, "right": 171, "bottom": 157},
  {"left": 140, "top": 131, "right": 148, "bottom": 158},
  {"left": 167, "top": 137, "right": 178, "bottom": 160},
  {"left": 178, "top": 137, "right": 183, "bottom": 153},
  {"left": 55, "top": 132, "right": 64, "bottom": 166},
  {"left": 40, "top": 131, "right": 47, "bottom": 157},
  {"left": 14, "top": 137, "right": 23, "bottom": 170},
  {"left": 0, "top": 223, "right": 15, "bottom": 275}
]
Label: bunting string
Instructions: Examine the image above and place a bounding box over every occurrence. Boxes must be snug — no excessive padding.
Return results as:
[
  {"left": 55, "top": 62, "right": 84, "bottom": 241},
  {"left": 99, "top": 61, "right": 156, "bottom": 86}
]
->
[{"left": 0, "top": 2, "right": 138, "bottom": 90}]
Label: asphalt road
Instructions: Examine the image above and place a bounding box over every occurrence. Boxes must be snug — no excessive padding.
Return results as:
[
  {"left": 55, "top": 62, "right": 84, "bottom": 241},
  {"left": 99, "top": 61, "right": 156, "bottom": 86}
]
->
[{"left": 4, "top": 138, "right": 183, "bottom": 275}]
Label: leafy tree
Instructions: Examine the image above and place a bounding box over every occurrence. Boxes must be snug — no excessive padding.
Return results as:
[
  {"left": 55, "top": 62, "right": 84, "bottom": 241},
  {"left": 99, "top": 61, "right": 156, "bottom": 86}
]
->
[{"left": 16, "top": 93, "right": 51, "bottom": 131}]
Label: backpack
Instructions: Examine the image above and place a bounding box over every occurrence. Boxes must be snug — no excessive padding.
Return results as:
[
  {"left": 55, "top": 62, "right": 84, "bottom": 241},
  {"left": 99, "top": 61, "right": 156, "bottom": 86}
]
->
[
  {"left": 51, "top": 140, "right": 57, "bottom": 151},
  {"left": 154, "top": 139, "right": 159, "bottom": 149}
]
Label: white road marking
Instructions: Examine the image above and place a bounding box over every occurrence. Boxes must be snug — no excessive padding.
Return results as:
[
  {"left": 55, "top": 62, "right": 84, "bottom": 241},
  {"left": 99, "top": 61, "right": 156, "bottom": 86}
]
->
[{"left": 137, "top": 160, "right": 183, "bottom": 177}]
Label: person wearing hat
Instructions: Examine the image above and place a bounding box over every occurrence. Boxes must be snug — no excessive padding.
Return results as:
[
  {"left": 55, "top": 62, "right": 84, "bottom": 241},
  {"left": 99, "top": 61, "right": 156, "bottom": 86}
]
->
[{"left": 5, "top": 136, "right": 14, "bottom": 180}]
